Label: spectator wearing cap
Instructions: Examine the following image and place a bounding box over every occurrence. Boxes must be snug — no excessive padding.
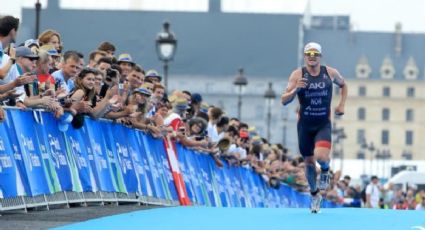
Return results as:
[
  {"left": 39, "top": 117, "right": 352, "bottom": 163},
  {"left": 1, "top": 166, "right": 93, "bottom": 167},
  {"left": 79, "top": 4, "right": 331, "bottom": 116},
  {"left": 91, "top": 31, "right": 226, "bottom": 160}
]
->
[
  {"left": 88, "top": 50, "right": 107, "bottom": 68},
  {"left": 164, "top": 97, "right": 188, "bottom": 131},
  {"left": 191, "top": 93, "right": 202, "bottom": 114},
  {"left": 117, "top": 53, "right": 135, "bottom": 81},
  {"left": 126, "top": 86, "right": 160, "bottom": 135},
  {"left": 38, "top": 29, "right": 62, "bottom": 52},
  {"left": 198, "top": 102, "right": 209, "bottom": 115},
  {"left": 3, "top": 46, "right": 38, "bottom": 107},
  {"left": 97, "top": 41, "right": 116, "bottom": 58},
  {"left": 52, "top": 50, "right": 80, "bottom": 94},
  {"left": 145, "top": 69, "right": 162, "bottom": 84},
  {"left": 2, "top": 46, "right": 59, "bottom": 112},
  {"left": 24, "top": 38, "right": 39, "bottom": 55},
  {"left": 0, "top": 16, "right": 19, "bottom": 79},
  {"left": 39, "top": 44, "right": 60, "bottom": 72}
]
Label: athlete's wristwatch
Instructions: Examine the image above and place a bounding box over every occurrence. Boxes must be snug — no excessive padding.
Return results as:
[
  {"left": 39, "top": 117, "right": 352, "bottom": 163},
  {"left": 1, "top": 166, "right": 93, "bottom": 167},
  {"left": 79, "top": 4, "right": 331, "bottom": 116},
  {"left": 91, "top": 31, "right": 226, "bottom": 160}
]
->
[{"left": 10, "top": 58, "right": 16, "bottom": 64}]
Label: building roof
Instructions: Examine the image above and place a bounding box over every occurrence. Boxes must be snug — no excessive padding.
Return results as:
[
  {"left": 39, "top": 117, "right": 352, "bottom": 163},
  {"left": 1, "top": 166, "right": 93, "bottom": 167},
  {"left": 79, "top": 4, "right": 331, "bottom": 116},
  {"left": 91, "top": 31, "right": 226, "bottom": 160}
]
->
[
  {"left": 304, "top": 29, "right": 425, "bottom": 80},
  {"left": 19, "top": 3, "right": 301, "bottom": 78}
]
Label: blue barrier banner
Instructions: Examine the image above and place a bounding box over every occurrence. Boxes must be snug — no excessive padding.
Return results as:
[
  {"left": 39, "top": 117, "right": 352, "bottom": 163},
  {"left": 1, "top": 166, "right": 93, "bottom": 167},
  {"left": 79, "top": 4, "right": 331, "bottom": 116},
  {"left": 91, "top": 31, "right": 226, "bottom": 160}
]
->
[
  {"left": 222, "top": 163, "right": 241, "bottom": 207},
  {"left": 134, "top": 130, "right": 158, "bottom": 197},
  {"left": 0, "top": 109, "right": 342, "bottom": 209},
  {"left": 183, "top": 149, "right": 205, "bottom": 205},
  {"left": 7, "top": 110, "right": 50, "bottom": 196},
  {"left": 0, "top": 116, "right": 25, "bottom": 198},
  {"left": 197, "top": 153, "right": 216, "bottom": 207},
  {"left": 252, "top": 173, "right": 266, "bottom": 208},
  {"left": 149, "top": 138, "right": 172, "bottom": 200},
  {"left": 64, "top": 125, "right": 93, "bottom": 192},
  {"left": 233, "top": 167, "right": 247, "bottom": 207},
  {"left": 140, "top": 134, "right": 166, "bottom": 200},
  {"left": 115, "top": 125, "right": 139, "bottom": 193},
  {"left": 126, "top": 128, "right": 149, "bottom": 196},
  {"left": 33, "top": 112, "right": 63, "bottom": 194},
  {"left": 100, "top": 122, "right": 127, "bottom": 193},
  {"left": 84, "top": 118, "right": 115, "bottom": 192},
  {"left": 211, "top": 160, "right": 230, "bottom": 207}
]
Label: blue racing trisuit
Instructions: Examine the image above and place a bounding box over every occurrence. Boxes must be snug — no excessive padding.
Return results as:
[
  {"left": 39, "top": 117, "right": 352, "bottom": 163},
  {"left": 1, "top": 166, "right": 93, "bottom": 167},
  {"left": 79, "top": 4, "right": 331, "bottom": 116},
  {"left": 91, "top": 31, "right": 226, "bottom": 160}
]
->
[{"left": 296, "top": 65, "right": 333, "bottom": 157}]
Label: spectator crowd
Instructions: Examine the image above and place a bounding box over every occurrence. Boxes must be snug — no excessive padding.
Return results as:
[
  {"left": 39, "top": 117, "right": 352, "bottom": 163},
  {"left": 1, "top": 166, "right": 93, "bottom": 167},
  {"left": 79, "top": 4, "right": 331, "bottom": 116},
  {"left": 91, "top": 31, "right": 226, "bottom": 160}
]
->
[{"left": 0, "top": 15, "right": 424, "bottom": 210}]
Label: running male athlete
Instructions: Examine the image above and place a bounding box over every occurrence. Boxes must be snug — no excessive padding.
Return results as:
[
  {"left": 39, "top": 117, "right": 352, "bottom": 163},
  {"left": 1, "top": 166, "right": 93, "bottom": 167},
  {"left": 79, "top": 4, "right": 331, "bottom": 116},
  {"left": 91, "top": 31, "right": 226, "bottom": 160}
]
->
[{"left": 281, "top": 42, "right": 348, "bottom": 213}]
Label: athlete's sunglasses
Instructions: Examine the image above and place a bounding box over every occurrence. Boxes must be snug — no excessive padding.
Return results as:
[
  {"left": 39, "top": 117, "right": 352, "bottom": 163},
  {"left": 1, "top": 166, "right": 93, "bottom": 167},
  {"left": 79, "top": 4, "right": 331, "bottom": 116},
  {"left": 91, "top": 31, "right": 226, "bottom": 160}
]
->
[{"left": 304, "top": 51, "right": 321, "bottom": 57}]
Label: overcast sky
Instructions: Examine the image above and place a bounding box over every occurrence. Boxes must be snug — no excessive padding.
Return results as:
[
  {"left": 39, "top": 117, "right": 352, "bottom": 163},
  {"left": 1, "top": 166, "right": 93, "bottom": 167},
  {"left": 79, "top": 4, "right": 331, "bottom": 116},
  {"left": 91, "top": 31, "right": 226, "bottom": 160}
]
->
[{"left": 3, "top": 0, "right": 425, "bottom": 33}]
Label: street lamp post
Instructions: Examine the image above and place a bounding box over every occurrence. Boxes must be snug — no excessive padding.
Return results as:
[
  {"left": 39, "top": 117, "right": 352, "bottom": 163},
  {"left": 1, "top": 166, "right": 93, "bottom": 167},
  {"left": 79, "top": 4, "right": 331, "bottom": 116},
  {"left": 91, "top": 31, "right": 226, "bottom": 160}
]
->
[
  {"left": 264, "top": 82, "right": 276, "bottom": 141},
  {"left": 282, "top": 109, "right": 288, "bottom": 146},
  {"left": 368, "top": 142, "right": 375, "bottom": 174},
  {"left": 233, "top": 68, "right": 248, "bottom": 120},
  {"left": 332, "top": 123, "right": 346, "bottom": 172},
  {"left": 360, "top": 139, "right": 375, "bottom": 176},
  {"left": 35, "top": 0, "right": 41, "bottom": 38},
  {"left": 156, "top": 21, "right": 177, "bottom": 93}
]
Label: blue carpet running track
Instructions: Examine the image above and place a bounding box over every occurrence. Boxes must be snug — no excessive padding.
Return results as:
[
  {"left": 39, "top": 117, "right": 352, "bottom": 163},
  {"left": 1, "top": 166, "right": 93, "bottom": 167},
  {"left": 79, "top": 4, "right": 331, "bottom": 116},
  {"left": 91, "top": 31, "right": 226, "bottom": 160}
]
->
[{"left": 54, "top": 206, "right": 425, "bottom": 230}]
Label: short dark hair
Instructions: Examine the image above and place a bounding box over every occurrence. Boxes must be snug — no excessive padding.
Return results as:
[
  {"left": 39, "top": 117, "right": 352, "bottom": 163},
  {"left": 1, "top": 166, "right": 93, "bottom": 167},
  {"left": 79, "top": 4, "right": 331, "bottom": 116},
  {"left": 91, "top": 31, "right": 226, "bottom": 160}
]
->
[
  {"left": 98, "top": 41, "right": 116, "bottom": 53},
  {"left": 110, "top": 64, "right": 122, "bottom": 74},
  {"left": 76, "top": 51, "right": 84, "bottom": 59},
  {"left": 89, "top": 50, "right": 106, "bottom": 61},
  {"left": 97, "top": 57, "right": 112, "bottom": 66},
  {"left": 230, "top": 117, "right": 240, "bottom": 122},
  {"left": 0, "top": 16, "right": 19, "bottom": 36},
  {"left": 239, "top": 122, "right": 249, "bottom": 130},
  {"left": 63, "top": 50, "right": 80, "bottom": 63},
  {"left": 132, "top": 64, "right": 144, "bottom": 74},
  {"left": 216, "top": 116, "right": 229, "bottom": 128}
]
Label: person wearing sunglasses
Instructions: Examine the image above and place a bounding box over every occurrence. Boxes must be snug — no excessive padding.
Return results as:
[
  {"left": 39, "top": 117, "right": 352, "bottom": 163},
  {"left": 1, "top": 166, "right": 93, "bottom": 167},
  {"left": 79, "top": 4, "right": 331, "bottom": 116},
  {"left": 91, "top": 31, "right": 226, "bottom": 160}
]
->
[{"left": 280, "top": 42, "right": 348, "bottom": 213}]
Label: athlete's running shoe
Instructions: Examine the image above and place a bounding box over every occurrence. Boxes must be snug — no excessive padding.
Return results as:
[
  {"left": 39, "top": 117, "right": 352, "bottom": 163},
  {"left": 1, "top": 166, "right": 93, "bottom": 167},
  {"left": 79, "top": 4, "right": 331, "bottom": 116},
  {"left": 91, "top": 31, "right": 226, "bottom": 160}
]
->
[{"left": 310, "top": 193, "right": 322, "bottom": 213}]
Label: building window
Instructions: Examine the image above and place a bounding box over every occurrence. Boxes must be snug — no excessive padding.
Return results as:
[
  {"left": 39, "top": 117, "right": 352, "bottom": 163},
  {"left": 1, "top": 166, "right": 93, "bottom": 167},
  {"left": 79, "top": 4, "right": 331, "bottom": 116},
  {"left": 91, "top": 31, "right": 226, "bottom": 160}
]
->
[
  {"left": 357, "top": 129, "right": 365, "bottom": 144},
  {"left": 406, "top": 131, "right": 413, "bottom": 146},
  {"left": 383, "top": 87, "right": 391, "bottom": 97},
  {"left": 382, "top": 108, "right": 390, "bottom": 121},
  {"left": 381, "top": 130, "right": 389, "bottom": 145},
  {"left": 358, "top": 86, "right": 366, "bottom": 96},
  {"left": 406, "top": 109, "right": 414, "bottom": 122},
  {"left": 357, "top": 107, "right": 366, "bottom": 120},
  {"left": 356, "top": 151, "right": 365, "bottom": 159},
  {"left": 407, "top": 87, "right": 415, "bottom": 98}
]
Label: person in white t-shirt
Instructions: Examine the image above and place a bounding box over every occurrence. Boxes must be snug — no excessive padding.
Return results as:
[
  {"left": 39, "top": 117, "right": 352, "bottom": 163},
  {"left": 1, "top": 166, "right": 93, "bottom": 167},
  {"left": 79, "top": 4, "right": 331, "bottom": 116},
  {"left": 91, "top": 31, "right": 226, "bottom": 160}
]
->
[
  {"left": 366, "top": 175, "right": 381, "bottom": 208},
  {"left": 207, "top": 106, "right": 223, "bottom": 143},
  {"left": 0, "top": 16, "right": 19, "bottom": 79}
]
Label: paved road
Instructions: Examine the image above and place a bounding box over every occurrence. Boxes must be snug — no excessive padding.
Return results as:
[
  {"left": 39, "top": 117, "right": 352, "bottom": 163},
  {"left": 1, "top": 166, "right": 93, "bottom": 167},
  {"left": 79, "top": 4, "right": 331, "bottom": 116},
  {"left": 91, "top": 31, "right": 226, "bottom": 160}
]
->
[{"left": 0, "top": 203, "right": 161, "bottom": 230}]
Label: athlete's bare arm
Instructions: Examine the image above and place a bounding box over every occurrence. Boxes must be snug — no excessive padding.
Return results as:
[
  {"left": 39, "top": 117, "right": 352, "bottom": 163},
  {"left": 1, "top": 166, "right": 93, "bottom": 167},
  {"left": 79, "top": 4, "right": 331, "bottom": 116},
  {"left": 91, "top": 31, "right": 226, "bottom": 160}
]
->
[
  {"left": 281, "top": 69, "right": 307, "bottom": 105},
  {"left": 327, "top": 67, "right": 347, "bottom": 115}
]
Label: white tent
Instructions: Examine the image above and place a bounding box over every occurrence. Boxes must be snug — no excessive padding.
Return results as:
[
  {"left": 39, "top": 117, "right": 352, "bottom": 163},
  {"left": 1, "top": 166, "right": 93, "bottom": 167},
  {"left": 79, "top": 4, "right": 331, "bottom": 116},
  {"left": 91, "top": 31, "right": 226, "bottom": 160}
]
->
[{"left": 388, "top": 171, "right": 425, "bottom": 187}]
